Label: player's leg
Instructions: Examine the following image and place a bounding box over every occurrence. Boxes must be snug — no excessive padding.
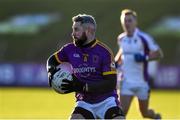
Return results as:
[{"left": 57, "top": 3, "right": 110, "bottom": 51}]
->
[
  {"left": 70, "top": 107, "right": 95, "bottom": 119},
  {"left": 137, "top": 86, "right": 161, "bottom": 119},
  {"left": 104, "top": 106, "right": 125, "bottom": 119},
  {"left": 120, "top": 95, "right": 133, "bottom": 116},
  {"left": 119, "top": 81, "right": 134, "bottom": 116},
  {"left": 138, "top": 99, "right": 161, "bottom": 119},
  {"left": 93, "top": 96, "right": 125, "bottom": 119}
]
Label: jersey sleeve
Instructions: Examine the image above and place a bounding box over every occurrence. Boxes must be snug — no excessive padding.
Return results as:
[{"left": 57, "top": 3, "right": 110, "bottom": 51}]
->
[
  {"left": 117, "top": 32, "right": 126, "bottom": 48},
  {"left": 54, "top": 46, "right": 68, "bottom": 64},
  {"left": 102, "top": 48, "right": 116, "bottom": 76},
  {"left": 144, "top": 34, "right": 160, "bottom": 52}
]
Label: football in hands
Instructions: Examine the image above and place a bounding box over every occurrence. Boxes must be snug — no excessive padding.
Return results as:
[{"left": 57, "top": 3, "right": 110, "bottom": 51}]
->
[{"left": 51, "top": 62, "right": 73, "bottom": 94}]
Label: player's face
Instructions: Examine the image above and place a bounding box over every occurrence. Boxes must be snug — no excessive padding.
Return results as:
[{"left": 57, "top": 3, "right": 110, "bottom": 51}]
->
[
  {"left": 72, "top": 22, "right": 87, "bottom": 46},
  {"left": 121, "top": 14, "right": 137, "bottom": 35}
]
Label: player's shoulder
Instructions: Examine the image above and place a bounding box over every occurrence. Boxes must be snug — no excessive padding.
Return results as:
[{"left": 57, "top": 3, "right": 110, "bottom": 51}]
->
[
  {"left": 58, "top": 42, "right": 75, "bottom": 51},
  {"left": 55, "top": 42, "right": 74, "bottom": 55},
  {"left": 63, "top": 42, "right": 75, "bottom": 48},
  {"left": 96, "top": 40, "right": 114, "bottom": 55},
  {"left": 117, "top": 32, "right": 126, "bottom": 42},
  {"left": 137, "top": 29, "right": 154, "bottom": 41}
]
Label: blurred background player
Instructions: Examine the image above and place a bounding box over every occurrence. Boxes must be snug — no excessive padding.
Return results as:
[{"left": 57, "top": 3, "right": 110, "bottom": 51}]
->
[
  {"left": 115, "top": 9, "right": 163, "bottom": 119},
  {"left": 47, "top": 14, "right": 124, "bottom": 119}
]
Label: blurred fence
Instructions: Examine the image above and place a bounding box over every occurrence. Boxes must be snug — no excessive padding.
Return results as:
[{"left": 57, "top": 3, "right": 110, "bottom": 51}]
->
[
  {"left": 0, "top": 63, "right": 48, "bottom": 86},
  {"left": 0, "top": 63, "right": 180, "bottom": 89},
  {"left": 154, "top": 65, "right": 180, "bottom": 89}
]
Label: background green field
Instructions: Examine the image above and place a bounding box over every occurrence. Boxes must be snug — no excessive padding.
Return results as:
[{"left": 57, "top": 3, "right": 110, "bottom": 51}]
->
[{"left": 0, "top": 88, "right": 179, "bottom": 119}]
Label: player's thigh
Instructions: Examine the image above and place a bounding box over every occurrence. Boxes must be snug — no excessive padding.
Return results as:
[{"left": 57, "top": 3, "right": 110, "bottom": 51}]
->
[
  {"left": 136, "top": 85, "right": 150, "bottom": 100},
  {"left": 104, "top": 106, "right": 125, "bottom": 119},
  {"left": 120, "top": 82, "right": 134, "bottom": 110},
  {"left": 120, "top": 80, "right": 134, "bottom": 97},
  {"left": 70, "top": 107, "right": 95, "bottom": 119},
  {"left": 136, "top": 85, "right": 150, "bottom": 112}
]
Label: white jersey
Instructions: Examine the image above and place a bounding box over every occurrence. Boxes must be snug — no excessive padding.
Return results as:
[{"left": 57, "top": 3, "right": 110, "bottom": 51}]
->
[{"left": 117, "top": 28, "right": 159, "bottom": 85}]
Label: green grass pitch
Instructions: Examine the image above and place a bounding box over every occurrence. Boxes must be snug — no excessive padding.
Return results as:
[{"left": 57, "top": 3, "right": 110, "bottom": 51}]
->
[{"left": 0, "top": 88, "right": 179, "bottom": 119}]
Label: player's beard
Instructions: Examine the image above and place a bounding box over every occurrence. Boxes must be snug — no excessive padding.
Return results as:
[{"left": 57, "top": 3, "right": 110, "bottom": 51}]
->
[{"left": 73, "top": 32, "right": 87, "bottom": 47}]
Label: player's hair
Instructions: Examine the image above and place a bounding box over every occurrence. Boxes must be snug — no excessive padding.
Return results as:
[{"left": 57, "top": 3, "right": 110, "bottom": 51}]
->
[
  {"left": 120, "top": 9, "right": 137, "bottom": 22},
  {"left": 72, "top": 14, "right": 97, "bottom": 30},
  {"left": 121, "top": 9, "right": 137, "bottom": 17}
]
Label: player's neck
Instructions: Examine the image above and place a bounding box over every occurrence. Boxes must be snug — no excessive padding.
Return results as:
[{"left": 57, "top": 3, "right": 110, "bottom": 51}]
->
[
  {"left": 127, "top": 29, "right": 135, "bottom": 37},
  {"left": 81, "top": 39, "right": 96, "bottom": 48}
]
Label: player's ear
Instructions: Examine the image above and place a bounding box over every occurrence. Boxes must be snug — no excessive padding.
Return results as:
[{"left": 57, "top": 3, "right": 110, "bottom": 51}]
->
[
  {"left": 83, "top": 25, "right": 89, "bottom": 34},
  {"left": 134, "top": 20, "right": 137, "bottom": 26},
  {"left": 86, "top": 25, "right": 95, "bottom": 35}
]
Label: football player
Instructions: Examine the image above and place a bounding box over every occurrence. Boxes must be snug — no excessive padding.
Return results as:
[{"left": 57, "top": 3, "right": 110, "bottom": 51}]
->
[
  {"left": 115, "top": 9, "right": 163, "bottom": 119},
  {"left": 47, "top": 14, "right": 124, "bottom": 119}
]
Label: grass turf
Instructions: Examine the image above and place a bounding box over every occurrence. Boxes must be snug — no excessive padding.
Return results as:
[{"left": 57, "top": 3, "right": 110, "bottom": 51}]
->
[{"left": 0, "top": 87, "right": 179, "bottom": 119}]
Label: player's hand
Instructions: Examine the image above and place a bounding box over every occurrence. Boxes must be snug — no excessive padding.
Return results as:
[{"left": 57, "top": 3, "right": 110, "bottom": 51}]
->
[
  {"left": 48, "top": 66, "right": 60, "bottom": 87},
  {"left": 134, "top": 53, "right": 149, "bottom": 62},
  {"left": 61, "top": 74, "right": 85, "bottom": 93}
]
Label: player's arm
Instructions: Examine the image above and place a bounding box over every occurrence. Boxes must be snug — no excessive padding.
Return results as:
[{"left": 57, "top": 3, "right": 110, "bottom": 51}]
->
[
  {"left": 62, "top": 73, "right": 117, "bottom": 94},
  {"left": 47, "top": 45, "right": 70, "bottom": 86},
  {"left": 46, "top": 54, "right": 60, "bottom": 86},
  {"left": 134, "top": 49, "right": 163, "bottom": 62},
  {"left": 115, "top": 35, "right": 123, "bottom": 67},
  {"left": 115, "top": 48, "right": 122, "bottom": 68},
  {"left": 147, "top": 35, "right": 164, "bottom": 61},
  {"left": 86, "top": 45, "right": 117, "bottom": 93},
  {"left": 85, "top": 73, "right": 117, "bottom": 93},
  {"left": 148, "top": 48, "right": 163, "bottom": 61},
  {"left": 134, "top": 34, "right": 163, "bottom": 62}
]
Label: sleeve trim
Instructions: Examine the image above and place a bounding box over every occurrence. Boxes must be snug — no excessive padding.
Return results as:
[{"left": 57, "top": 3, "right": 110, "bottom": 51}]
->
[
  {"left": 55, "top": 53, "right": 62, "bottom": 64},
  {"left": 103, "top": 71, "right": 117, "bottom": 75}
]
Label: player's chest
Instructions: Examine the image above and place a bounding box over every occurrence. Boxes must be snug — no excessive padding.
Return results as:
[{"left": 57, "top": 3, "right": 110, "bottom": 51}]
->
[
  {"left": 68, "top": 49, "right": 101, "bottom": 67},
  {"left": 121, "top": 37, "right": 144, "bottom": 53}
]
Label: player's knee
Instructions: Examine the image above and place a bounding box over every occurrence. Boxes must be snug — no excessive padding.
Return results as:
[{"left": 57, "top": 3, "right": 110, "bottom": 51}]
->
[
  {"left": 104, "top": 106, "right": 125, "bottom": 119},
  {"left": 70, "top": 107, "right": 95, "bottom": 119}
]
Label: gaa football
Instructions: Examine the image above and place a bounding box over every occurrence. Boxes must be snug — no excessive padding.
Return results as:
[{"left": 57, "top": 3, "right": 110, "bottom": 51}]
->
[{"left": 51, "top": 62, "right": 73, "bottom": 94}]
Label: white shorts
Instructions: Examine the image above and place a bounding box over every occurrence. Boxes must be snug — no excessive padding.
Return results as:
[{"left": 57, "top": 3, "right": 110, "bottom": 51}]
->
[
  {"left": 74, "top": 97, "right": 118, "bottom": 119},
  {"left": 120, "top": 81, "right": 150, "bottom": 100}
]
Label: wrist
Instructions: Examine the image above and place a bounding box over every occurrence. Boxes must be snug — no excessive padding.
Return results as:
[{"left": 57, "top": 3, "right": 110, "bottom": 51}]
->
[{"left": 73, "top": 79, "right": 86, "bottom": 92}]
